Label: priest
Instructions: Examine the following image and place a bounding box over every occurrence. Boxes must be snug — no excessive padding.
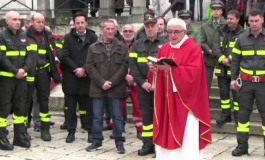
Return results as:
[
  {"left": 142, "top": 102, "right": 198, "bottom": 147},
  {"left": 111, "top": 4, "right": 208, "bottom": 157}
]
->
[{"left": 150, "top": 18, "right": 212, "bottom": 159}]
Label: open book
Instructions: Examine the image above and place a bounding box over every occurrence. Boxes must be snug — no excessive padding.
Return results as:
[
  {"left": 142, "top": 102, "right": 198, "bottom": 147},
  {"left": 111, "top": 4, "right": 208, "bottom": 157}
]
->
[{"left": 147, "top": 56, "right": 177, "bottom": 66}]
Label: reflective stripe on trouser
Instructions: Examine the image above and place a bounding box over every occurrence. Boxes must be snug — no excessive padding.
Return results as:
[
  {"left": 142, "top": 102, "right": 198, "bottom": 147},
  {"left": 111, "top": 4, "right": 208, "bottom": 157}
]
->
[
  {"left": 138, "top": 87, "right": 154, "bottom": 145},
  {"left": 221, "top": 99, "right": 230, "bottom": 109},
  {"left": 237, "top": 81, "right": 265, "bottom": 135},
  {"left": 40, "top": 112, "right": 51, "bottom": 122},
  {"left": 262, "top": 126, "right": 265, "bottom": 136},
  {"left": 13, "top": 114, "right": 25, "bottom": 124},
  {"left": 0, "top": 77, "right": 27, "bottom": 134},
  {"left": 233, "top": 101, "right": 239, "bottom": 111},
  {"left": 0, "top": 117, "right": 7, "bottom": 127},
  {"left": 237, "top": 122, "right": 250, "bottom": 132},
  {"left": 142, "top": 124, "right": 153, "bottom": 137},
  {"left": 66, "top": 94, "right": 93, "bottom": 132},
  {"left": 35, "top": 68, "right": 50, "bottom": 120}
]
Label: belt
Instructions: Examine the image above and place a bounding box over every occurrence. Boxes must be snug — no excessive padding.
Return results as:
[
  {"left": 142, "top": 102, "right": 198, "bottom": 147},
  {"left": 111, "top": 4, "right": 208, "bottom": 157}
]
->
[{"left": 240, "top": 72, "right": 265, "bottom": 82}]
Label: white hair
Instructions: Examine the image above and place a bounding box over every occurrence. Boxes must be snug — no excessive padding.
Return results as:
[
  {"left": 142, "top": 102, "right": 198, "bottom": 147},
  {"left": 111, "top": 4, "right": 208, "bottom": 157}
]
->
[
  {"left": 109, "top": 18, "right": 118, "bottom": 27},
  {"left": 167, "top": 18, "right": 186, "bottom": 30}
]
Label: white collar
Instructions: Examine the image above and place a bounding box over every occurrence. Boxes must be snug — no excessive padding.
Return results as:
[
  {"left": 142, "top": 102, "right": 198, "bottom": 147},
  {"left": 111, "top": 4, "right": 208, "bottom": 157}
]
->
[{"left": 170, "top": 35, "right": 188, "bottom": 48}]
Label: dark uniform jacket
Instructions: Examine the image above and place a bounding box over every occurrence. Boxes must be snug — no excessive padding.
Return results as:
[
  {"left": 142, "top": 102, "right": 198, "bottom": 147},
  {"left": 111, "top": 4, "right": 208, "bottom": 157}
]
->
[
  {"left": 231, "top": 29, "right": 265, "bottom": 80},
  {"left": 85, "top": 37, "right": 128, "bottom": 98},
  {"left": 26, "top": 26, "right": 61, "bottom": 84},
  {"left": 201, "top": 16, "right": 226, "bottom": 67},
  {"left": 62, "top": 28, "right": 98, "bottom": 95},
  {"left": 0, "top": 28, "right": 31, "bottom": 79},
  {"left": 213, "top": 24, "right": 244, "bottom": 77},
  {"left": 129, "top": 36, "right": 167, "bottom": 86}
]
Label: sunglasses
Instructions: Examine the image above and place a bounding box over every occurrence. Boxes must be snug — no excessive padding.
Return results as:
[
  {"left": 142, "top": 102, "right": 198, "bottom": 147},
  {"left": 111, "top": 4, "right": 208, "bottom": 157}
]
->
[{"left": 167, "top": 30, "right": 184, "bottom": 34}]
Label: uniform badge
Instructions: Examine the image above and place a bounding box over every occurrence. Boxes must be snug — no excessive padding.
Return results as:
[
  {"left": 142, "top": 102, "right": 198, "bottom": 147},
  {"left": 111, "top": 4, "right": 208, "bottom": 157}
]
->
[{"left": 20, "top": 38, "right": 26, "bottom": 42}]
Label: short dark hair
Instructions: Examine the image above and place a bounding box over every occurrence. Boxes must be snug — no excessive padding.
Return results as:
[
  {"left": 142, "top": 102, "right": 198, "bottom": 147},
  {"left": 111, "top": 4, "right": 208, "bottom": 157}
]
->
[
  {"left": 73, "top": 12, "right": 87, "bottom": 22},
  {"left": 248, "top": 8, "right": 263, "bottom": 17},
  {"left": 227, "top": 9, "right": 240, "bottom": 19},
  {"left": 156, "top": 16, "right": 167, "bottom": 26},
  {"left": 144, "top": 9, "right": 155, "bottom": 17}
]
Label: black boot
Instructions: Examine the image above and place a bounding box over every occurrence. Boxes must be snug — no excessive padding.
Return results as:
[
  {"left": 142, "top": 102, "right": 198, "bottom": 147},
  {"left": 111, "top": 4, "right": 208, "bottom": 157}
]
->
[
  {"left": 0, "top": 137, "right": 13, "bottom": 150},
  {"left": 87, "top": 131, "right": 92, "bottom": 143},
  {"left": 216, "top": 109, "right": 232, "bottom": 127},
  {"left": 13, "top": 134, "right": 31, "bottom": 148},
  {"left": 60, "top": 122, "right": 67, "bottom": 130},
  {"left": 138, "top": 143, "right": 155, "bottom": 156},
  {"left": 232, "top": 132, "right": 249, "bottom": 156},
  {"left": 41, "top": 122, "right": 51, "bottom": 141},
  {"left": 13, "top": 125, "right": 30, "bottom": 148},
  {"left": 234, "top": 111, "right": 239, "bottom": 125},
  {"left": 24, "top": 128, "right": 31, "bottom": 141},
  {"left": 66, "top": 132, "right": 75, "bottom": 143}
]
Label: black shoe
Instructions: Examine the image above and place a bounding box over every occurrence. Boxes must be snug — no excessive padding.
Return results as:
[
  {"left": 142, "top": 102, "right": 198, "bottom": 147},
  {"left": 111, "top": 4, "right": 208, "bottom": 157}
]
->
[
  {"left": 216, "top": 114, "right": 231, "bottom": 127},
  {"left": 24, "top": 132, "right": 31, "bottom": 141},
  {"left": 109, "top": 133, "right": 125, "bottom": 142},
  {"left": 137, "top": 131, "right": 142, "bottom": 140},
  {"left": 34, "top": 124, "right": 41, "bottom": 132},
  {"left": 86, "top": 143, "right": 102, "bottom": 152},
  {"left": 110, "top": 133, "right": 114, "bottom": 139},
  {"left": 60, "top": 122, "right": 67, "bottom": 130},
  {"left": 13, "top": 134, "right": 31, "bottom": 148},
  {"left": 6, "top": 130, "right": 9, "bottom": 135},
  {"left": 0, "top": 137, "right": 14, "bottom": 150},
  {"left": 232, "top": 145, "right": 248, "bottom": 156},
  {"left": 66, "top": 132, "right": 75, "bottom": 143},
  {"left": 116, "top": 143, "right": 125, "bottom": 154},
  {"left": 138, "top": 146, "right": 155, "bottom": 156},
  {"left": 41, "top": 131, "right": 51, "bottom": 141},
  {"left": 87, "top": 133, "right": 92, "bottom": 143},
  {"left": 50, "top": 121, "right": 55, "bottom": 126}
]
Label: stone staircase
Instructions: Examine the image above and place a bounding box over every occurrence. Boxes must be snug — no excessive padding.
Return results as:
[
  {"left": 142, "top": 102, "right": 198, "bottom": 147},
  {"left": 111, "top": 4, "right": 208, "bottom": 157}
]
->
[
  {"left": 49, "top": 77, "right": 264, "bottom": 136},
  {"left": 210, "top": 77, "right": 263, "bottom": 136}
]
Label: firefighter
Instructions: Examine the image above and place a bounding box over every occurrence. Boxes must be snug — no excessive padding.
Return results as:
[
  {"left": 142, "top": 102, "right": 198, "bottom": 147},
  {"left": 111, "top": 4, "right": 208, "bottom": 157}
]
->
[
  {"left": 129, "top": 14, "right": 167, "bottom": 156},
  {"left": 0, "top": 11, "right": 31, "bottom": 150},
  {"left": 230, "top": 9, "right": 265, "bottom": 156},
  {"left": 25, "top": 12, "right": 61, "bottom": 141},
  {"left": 213, "top": 9, "right": 244, "bottom": 127}
]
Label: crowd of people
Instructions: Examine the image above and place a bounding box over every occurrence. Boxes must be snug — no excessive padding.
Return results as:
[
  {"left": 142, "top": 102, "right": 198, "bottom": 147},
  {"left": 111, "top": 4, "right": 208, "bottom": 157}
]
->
[{"left": 0, "top": 0, "right": 265, "bottom": 159}]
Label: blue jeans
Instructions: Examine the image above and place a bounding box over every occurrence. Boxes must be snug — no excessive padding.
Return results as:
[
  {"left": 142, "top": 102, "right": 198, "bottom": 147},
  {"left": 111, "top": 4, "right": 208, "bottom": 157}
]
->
[{"left": 92, "top": 97, "right": 124, "bottom": 145}]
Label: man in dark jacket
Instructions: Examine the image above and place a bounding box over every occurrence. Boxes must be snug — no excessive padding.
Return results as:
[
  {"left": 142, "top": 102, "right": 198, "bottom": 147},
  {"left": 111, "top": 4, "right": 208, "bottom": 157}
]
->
[
  {"left": 26, "top": 12, "right": 61, "bottom": 142},
  {"left": 62, "top": 12, "right": 98, "bottom": 143},
  {"left": 85, "top": 19, "right": 128, "bottom": 154}
]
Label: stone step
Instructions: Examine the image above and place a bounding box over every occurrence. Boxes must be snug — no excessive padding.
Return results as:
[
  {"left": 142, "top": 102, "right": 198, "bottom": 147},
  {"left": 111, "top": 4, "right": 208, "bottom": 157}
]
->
[
  {"left": 211, "top": 120, "right": 263, "bottom": 136},
  {"left": 211, "top": 108, "right": 262, "bottom": 122}
]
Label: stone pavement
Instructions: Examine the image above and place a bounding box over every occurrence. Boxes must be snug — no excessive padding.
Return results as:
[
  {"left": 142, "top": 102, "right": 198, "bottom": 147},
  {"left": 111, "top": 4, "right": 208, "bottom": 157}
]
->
[{"left": 0, "top": 113, "right": 264, "bottom": 160}]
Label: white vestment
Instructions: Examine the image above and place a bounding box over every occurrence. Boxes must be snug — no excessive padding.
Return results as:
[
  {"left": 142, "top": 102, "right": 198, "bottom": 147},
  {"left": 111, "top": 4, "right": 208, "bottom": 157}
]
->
[{"left": 155, "top": 112, "right": 203, "bottom": 160}]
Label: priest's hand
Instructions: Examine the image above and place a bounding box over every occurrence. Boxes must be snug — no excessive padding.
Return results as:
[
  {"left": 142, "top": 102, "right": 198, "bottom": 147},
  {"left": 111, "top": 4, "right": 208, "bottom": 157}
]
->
[
  {"left": 156, "top": 62, "right": 170, "bottom": 71},
  {"left": 142, "top": 82, "right": 152, "bottom": 92},
  {"left": 148, "top": 62, "right": 157, "bottom": 72}
]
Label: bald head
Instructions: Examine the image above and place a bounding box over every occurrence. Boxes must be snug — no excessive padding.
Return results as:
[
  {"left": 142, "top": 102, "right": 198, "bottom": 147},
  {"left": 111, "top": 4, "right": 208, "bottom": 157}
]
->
[
  {"left": 5, "top": 11, "right": 21, "bottom": 33},
  {"left": 31, "top": 12, "right": 45, "bottom": 32}
]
